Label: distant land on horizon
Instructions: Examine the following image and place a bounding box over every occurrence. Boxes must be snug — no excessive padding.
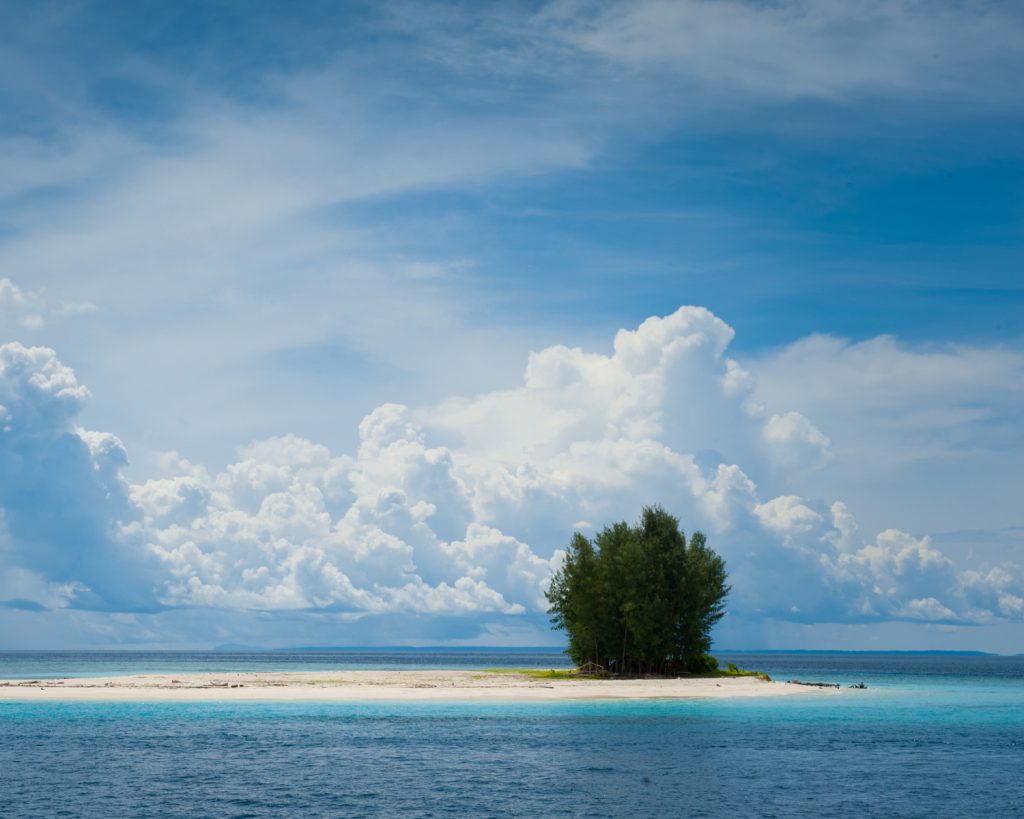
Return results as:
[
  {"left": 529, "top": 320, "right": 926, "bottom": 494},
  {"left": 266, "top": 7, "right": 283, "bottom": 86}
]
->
[{"left": 205, "top": 645, "right": 1001, "bottom": 657}]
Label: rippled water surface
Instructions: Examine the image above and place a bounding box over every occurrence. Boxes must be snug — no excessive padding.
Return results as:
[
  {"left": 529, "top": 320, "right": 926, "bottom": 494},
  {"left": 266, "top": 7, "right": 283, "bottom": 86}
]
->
[{"left": 1, "top": 652, "right": 1022, "bottom": 818}]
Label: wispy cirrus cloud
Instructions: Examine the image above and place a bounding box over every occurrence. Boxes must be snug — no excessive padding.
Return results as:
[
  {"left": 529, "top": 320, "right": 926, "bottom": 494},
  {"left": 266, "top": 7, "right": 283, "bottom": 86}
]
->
[
  {"left": 540, "top": 0, "right": 1024, "bottom": 104},
  {"left": 2, "top": 0, "right": 1021, "bottom": 462},
  {"left": 0, "top": 278, "right": 95, "bottom": 332}
]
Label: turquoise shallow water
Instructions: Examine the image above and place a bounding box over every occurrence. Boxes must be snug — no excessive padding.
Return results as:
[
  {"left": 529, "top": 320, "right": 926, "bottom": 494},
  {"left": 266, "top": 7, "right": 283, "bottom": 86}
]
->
[{"left": 1, "top": 652, "right": 1022, "bottom": 818}]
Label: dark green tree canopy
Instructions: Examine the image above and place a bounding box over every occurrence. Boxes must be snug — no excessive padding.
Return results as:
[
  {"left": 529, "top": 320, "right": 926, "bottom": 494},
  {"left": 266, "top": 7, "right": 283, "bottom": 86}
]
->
[{"left": 546, "top": 506, "right": 730, "bottom": 675}]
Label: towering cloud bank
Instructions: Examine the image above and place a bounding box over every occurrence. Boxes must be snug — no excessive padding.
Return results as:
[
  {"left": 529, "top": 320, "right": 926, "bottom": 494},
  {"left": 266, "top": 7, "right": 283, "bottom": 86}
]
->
[
  {"left": 0, "top": 308, "right": 1020, "bottom": 643},
  {"left": 0, "top": 343, "right": 152, "bottom": 611}
]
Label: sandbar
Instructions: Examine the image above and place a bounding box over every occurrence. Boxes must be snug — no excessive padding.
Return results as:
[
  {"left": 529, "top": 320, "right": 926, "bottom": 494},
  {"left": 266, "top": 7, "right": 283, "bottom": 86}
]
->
[{"left": 0, "top": 670, "right": 837, "bottom": 702}]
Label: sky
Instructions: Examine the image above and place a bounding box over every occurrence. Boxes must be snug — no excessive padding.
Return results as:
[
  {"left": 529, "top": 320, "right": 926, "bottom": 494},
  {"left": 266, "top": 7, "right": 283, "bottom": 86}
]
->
[{"left": 0, "top": 0, "right": 1022, "bottom": 652}]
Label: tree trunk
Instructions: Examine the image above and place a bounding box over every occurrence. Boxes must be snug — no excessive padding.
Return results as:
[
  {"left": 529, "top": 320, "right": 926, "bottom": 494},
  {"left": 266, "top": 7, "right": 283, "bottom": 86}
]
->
[{"left": 620, "top": 622, "right": 629, "bottom": 675}]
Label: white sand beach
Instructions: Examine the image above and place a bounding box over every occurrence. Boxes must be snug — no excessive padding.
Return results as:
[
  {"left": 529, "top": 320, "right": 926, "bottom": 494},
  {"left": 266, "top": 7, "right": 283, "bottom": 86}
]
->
[{"left": 0, "top": 670, "right": 838, "bottom": 702}]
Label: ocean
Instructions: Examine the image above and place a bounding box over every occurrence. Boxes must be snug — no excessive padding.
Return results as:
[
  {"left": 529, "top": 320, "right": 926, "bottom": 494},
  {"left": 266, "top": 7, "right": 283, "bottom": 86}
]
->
[{"left": 1, "top": 651, "right": 1021, "bottom": 817}]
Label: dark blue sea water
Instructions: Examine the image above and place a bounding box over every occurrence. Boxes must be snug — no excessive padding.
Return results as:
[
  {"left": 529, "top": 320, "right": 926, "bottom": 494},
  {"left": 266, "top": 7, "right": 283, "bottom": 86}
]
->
[
  {"left": 1, "top": 651, "right": 1022, "bottom": 818},
  {"left": 0, "top": 648, "right": 573, "bottom": 679}
]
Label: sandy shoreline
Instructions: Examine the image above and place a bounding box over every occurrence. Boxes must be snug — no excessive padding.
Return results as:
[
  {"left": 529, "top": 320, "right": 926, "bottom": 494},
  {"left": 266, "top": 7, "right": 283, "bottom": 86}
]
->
[{"left": 0, "top": 670, "right": 837, "bottom": 702}]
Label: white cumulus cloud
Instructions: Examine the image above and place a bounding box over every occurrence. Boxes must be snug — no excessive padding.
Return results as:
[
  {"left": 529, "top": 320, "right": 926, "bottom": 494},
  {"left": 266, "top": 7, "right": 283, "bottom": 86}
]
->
[{"left": 0, "top": 309, "right": 1020, "bottom": 643}]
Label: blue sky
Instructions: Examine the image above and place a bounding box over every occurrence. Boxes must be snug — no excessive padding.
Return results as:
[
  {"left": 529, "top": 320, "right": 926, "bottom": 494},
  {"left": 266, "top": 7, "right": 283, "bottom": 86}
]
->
[{"left": 1, "top": 0, "right": 1022, "bottom": 651}]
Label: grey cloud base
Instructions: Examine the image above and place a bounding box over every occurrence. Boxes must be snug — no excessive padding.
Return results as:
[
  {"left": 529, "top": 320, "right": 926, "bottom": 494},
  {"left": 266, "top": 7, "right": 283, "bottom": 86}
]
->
[{"left": 0, "top": 307, "right": 1021, "bottom": 647}]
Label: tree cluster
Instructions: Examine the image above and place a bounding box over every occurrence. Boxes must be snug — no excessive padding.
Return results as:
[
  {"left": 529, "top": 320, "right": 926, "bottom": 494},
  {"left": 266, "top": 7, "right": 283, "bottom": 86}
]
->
[{"left": 546, "top": 506, "right": 730, "bottom": 675}]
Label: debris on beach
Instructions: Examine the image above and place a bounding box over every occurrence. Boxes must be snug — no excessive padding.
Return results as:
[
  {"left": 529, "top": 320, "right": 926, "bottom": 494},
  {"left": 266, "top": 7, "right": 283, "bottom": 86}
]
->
[{"left": 786, "top": 679, "right": 841, "bottom": 689}]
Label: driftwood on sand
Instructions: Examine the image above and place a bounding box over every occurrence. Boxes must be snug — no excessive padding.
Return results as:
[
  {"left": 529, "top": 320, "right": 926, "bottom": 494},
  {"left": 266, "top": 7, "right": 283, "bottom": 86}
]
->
[{"left": 786, "top": 679, "right": 841, "bottom": 689}]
